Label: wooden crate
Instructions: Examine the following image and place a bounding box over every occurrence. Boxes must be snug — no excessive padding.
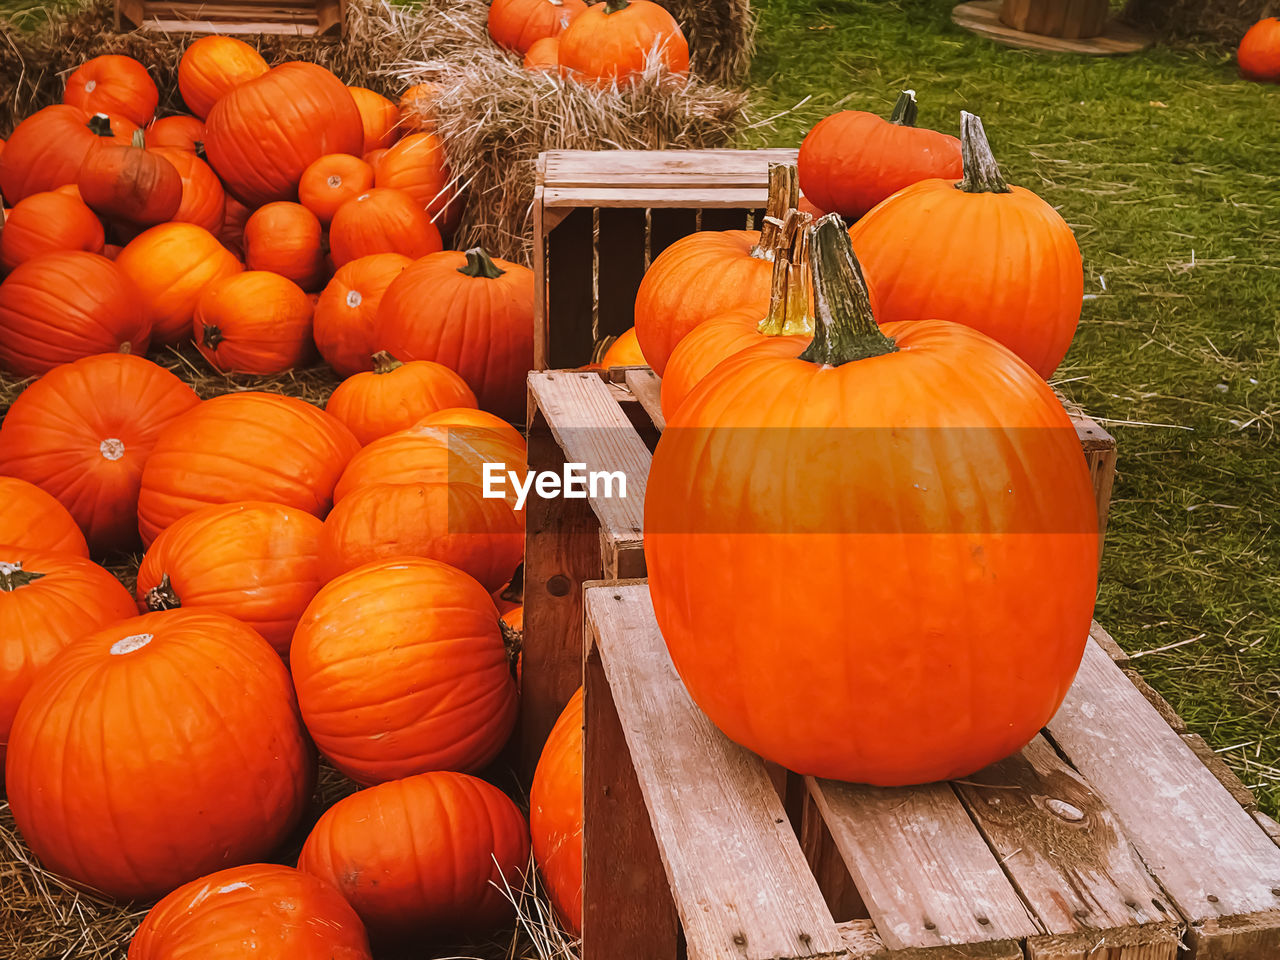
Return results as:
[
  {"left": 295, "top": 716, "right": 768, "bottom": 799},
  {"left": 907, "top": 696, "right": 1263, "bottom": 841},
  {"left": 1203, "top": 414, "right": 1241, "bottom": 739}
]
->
[
  {"left": 583, "top": 581, "right": 1280, "bottom": 960},
  {"left": 115, "top": 0, "right": 344, "bottom": 35},
  {"left": 520, "top": 368, "right": 1118, "bottom": 769}
]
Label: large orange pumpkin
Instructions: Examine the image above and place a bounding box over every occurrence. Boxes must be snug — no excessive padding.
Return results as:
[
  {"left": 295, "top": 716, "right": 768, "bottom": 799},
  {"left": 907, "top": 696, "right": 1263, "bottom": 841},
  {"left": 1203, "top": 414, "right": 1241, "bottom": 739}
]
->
[
  {"left": 144, "top": 115, "right": 206, "bottom": 153},
  {"left": 0, "top": 106, "right": 137, "bottom": 204},
  {"left": 0, "top": 547, "right": 135, "bottom": 769},
  {"left": 645, "top": 215, "right": 1099, "bottom": 786},
  {"left": 488, "top": 0, "right": 586, "bottom": 53},
  {"left": 371, "top": 133, "right": 458, "bottom": 231},
  {"left": 150, "top": 145, "right": 226, "bottom": 234},
  {"left": 297, "top": 771, "right": 530, "bottom": 941},
  {"left": 0, "top": 190, "right": 104, "bottom": 271},
  {"left": 348, "top": 87, "right": 401, "bottom": 153},
  {"left": 244, "top": 202, "right": 327, "bottom": 290},
  {"left": 135, "top": 501, "right": 324, "bottom": 659},
  {"left": 136, "top": 391, "right": 359, "bottom": 545},
  {"left": 530, "top": 687, "right": 583, "bottom": 934},
  {"left": 558, "top": 0, "right": 688, "bottom": 85},
  {"left": 313, "top": 253, "right": 412, "bottom": 377},
  {"left": 1239, "top": 17, "right": 1280, "bottom": 81},
  {"left": 77, "top": 127, "right": 183, "bottom": 227},
  {"left": 0, "top": 251, "right": 152, "bottom": 377},
  {"left": 0, "top": 353, "right": 200, "bottom": 553},
  {"left": 324, "top": 351, "right": 478, "bottom": 444},
  {"left": 290, "top": 558, "right": 518, "bottom": 784},
  {"left": 0, "top": 478, "right": 89, "bottom": 557},
  {"left": 299, "top": 154, "right": 375, "bottom": 227},
  {"left": 63, "top": 55, "right": 158, "bottom": 127},
  {"left": 115, "top": 222, "right": 243, "bottom": 345},
  {"left": 375, "top": 248, "right": 534, "bottom": 420},
  {"left": 177, "top": 35, "right": 270, "bottom": 120},
  {"left": 204, "top": 62, "right": 364, "bottom": 207},
  {"left": 195, "top": 271, "right": 315, "bottom": 375},
  {"left": 848, "top": 113, "right": 1083, "bottom": 379},
  {"left": 128, "top": 863, "right": 373, "bottom": 960},
  {"left": 415, "top": 406, "right": 526, "bottom": 450},
  {"left": 328, "top": 187, "right": 442, "bottom": 266},
  {"left": 6, "top": 609, "right": 314, "bottom": 901}
]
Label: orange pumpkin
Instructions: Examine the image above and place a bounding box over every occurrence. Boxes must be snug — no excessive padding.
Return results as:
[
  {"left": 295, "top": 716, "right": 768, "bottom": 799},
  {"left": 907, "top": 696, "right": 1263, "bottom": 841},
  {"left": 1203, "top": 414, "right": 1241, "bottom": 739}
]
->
[
  {"left": 317, "top": 482, "right": 522, "bottom": 590},
  {"left": 558, "top": 0, "right": 688, "bottom": 85},
  {"left": 524, "top": 37, "right": 562, "bottom": 71},
  {"left": 0, "top": 251, "right": 152, "bottom": 377},
  {"left": 848, "top": 113, "right": 1083, "bottom": 379},
  {"left": 291, "top": 558, "right": 518, "bottom": 784},
  {"left": 0, "top": 478, "right": 89, "bottom": 557},
  {"left": 415, "top": 406, "right": 527, "bottom": 452},
  {"left": 313, "top": 253, "right": 412, "bottom": 377},
  {"left": 145, "top": 115, "right": 206, "bottom": 153},
  {"left": 530, "top": 687, "right": 583, "bottom": 934},
  {"left": 135, "top": 501, "right": 324, "bottom": 659},
  {"left": 136, "top": 391, "right": 359, "bottom": 545},
  {"left": 195, "top": 271, "right": 315, "bottom": 375},
  {"left": 129, "top": 863, "right": 373, "bottom": 960},
  {"left": 244, "top": 202, "right": 327, "bottom": 290},
  {"left": 297, "top": 772, "right": 529, "bottom": 942},
  {"left": 362, "top": 147, "right": 389, "bottom": 168},
  {"left": 204, "top": 62, "right": 364, "bottom": 207},
  {"left": 397, "top": 83, "right": 438, "bottom": 133},
  {"left": 376, "top": 248, "right": 534, "bottom": 420},
  {"left": 77, "top": 126, "right": 183, "bottom": 227},
  {"left": 1239, "top": 17, "right": 1280, "bottom": 81},
  {"left": 501, "top": 605, "right": 522, "bottom": 631},
  {"left": 178, "top": 35, "right": 270, "bottom": 120},
  {"left": 149, "top": 145, "right": 226, "bottom": 234},
  {"left": 0, "top": 547, "right": 135, "bottom": 770},
  {"left": 599, "top": 326, "right": 646, "bottom": 368},
  {"left": 6, "top": 609, "right": 314, "bottom": 901},
  {"left": 348, "top": 87, "right": 401, "bottom": 153},
  {"left": 299, "top": 154, "right": 375, "bottom": 227},
  {"left": 0, "top": 106, "right": 137, "bottom": 204},
  {"left": 489, "top": 0, "right": 586, "bottom": 53},
  {"left": 0, "top": 190, "right": 104, "bottom": 271},
  {"left": 325, "top": 351, "right": 477, "bottom": 444},
  {"left": 328, "top": 187, "right": 442, "bottom": 267},
  {"left": 63, "top": 55, "right": 158, "bottom": 127},
  {"left": 115, "top": 222, "right": 243, "bottom": 344},
  {"left": 372, "top": 132, "right": 458, "bottom": 231},
  {"left": 219, "top": 194, "right": 252, "bottom": 256}
]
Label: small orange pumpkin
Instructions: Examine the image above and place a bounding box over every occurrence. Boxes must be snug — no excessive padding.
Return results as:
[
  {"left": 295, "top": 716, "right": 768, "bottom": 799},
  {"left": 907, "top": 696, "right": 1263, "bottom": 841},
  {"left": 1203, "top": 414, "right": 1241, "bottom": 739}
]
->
[
  {"left": 0, "top": 190, "right": 104, "bottom": 271},
  {"left": 63, "top": 55, "right": 158, "bottom": 127},
  {"left": 372, "top": 132, "right": 458, "bottom": 231},
  {"left": 558, "top": 0, "right": 688, "bottom": 85},
  {"left": 77, "top": 124, "right": 182, "bottom": 227},
  {"left": 325, "top": 351, "right": 478, "bottom": 445},
  {"left": 144, "top": 115, "right": 206, "bottom": 153},
  {"left": 149, "top": 145, "right": 227, "bottom": 234},
  {"left": 0, "top": 106, "right": 137, "bottom": 205},
  {"left": 194, "top": 270, "right": 315, "bottom": 375},
  {"left": 348, "top": 87, "right": 401, "bottom": 153},
  {"left": 598, "top": 325, "right": 646, "bottom": 368},
  {"left": 299, "top": 154, "right": 375, "bottom": 227},
  {"left": 177, "top": 35, "right": 270, "bottom": 120},
  {"left": 524, "top": 37, "right": 562, "bottom": 72},
  {"left": 244, "top": 202, "right": 328, "bottom": 291},
  {"left": 530, "top": 687, "right": 584, "bottom": 934},
  {"left": 328, "top": 187, "right": 442, "bottom": 266},
  {"left": 0, "top": 478, "right": 90, "bottom": 557},
  {"left": 313, "top": 253, "right": 413, "bottom": 377},
  {"left": 489, "top": 0, "right": 586, "bottom": 53},
  {"left": 397, "top": 83, "right": 438, "bottom": 134}
]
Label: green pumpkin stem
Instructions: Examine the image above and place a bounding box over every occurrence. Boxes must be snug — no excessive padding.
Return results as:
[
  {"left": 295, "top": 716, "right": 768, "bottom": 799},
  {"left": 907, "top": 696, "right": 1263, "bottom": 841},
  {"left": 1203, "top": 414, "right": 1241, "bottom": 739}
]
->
[
  {"left": 800, "top": 215, "right": 897, "bottom": 366},
  {"left": 957, "top": 111, "right": 1011, "bottom": 195},
  {"left": 145, "top": 573, "right": 182, "bottom": 611},
  {"left": 752, "top": 162, "right": 800, "bottom": 260},
  {"left": 604, "top": 0, "right": 630, "bottom": 12},
  {"left": 371, "top": 350, "right": 404, "bottom": 374},
  {"left": 201, "top": 324, "right": 224, "bottom": 351},
  {"left": 757, "top": 208, "right": 814, "bottom": 337},
  {"left": 0, "top": 561, "right": 45, "bottom": 592},
  {"left": 457, "top": 247, "right": 506, "bottom": 279},
  {"left": 889, "top": 89, "right": 918, "bottom": 126},
  {"left": 86, "top": 113, "right": 114, "bottom": 137}
]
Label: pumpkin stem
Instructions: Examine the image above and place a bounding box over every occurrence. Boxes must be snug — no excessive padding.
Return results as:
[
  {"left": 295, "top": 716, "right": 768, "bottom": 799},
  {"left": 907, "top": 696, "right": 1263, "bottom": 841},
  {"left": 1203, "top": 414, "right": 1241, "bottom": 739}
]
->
[
  {"left": 201, "top": 324, "right": 224, "bottom": 351},
  {"left": 889, "top": 89, "right": 918, "bottom": 126},
  {"left": 957, "top": 111, "right": 1011, "bottom": 195},
  {"left": 371, "top": 350, "right": 404, "bottom": 374},
  {"left": 130, "top": 128, "right": 146, "bottom": 150},
  {"left": 195, "top": 140, "right": 207, "bottom": 161},
  {"left": 457, "top": 247, "right": 506, "bottom": 279},
  {"left": 86, "top": 113, "right": 114, "bottom": 138},
  {"left": 752, "top": 163, "right": 800, "bottom": 260},
  {"left": 757, "top": 208, "right": 814, "bottom": 337},
  {"left": 0, "top": 560, "right": 45, "bottom": 592},
  {"left": 145, "top": 573, "right": 182, "bottom": 611},
  {"left": 604, "top": 0, "right": 630, "bottom": 12},
  {"left": 800, "top": 215, "right": 897, "bottom": 366}
]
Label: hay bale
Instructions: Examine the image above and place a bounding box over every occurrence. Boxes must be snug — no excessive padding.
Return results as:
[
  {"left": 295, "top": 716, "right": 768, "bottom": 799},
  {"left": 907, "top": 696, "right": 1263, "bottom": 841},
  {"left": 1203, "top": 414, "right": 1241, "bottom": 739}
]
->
[
  {"left": 654, "top": 0, "right": 756, "bottom": 85},
  {"left": 1121, "top": 0, "right": 1276, "bottom": 42}
]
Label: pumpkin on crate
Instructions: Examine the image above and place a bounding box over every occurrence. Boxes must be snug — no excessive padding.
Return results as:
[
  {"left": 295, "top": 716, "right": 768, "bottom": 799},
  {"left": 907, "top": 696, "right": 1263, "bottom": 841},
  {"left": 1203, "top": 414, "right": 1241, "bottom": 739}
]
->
[
  {"left": 194, "top": 271, "right": 316, "bottom": 375},
  {"left": 0, "top": 478, "right": 90, "bottom": 557},
  {"left": 328, "top": 188, "right": 442, "bottom": 266},
  {"left": 299, "top": 154, "right": 375, "bottom": 227},
  {"left": 488, "top": 0, "right": 586, "bottom": 53},
  {"left": 77, "top": 124, "right": 182, "bottom": 228},
  {"left": 558, "top": 0, "right": 688, "bottom": 86},
  {"left": 372, "top": 132, "right": 460, "bottom": 234},
  {"left": 525, "top": 37, "right": 562, "bottom": 72},
  {"left": 530, "top": 687, "right": 584, "bottom": 935},
  {"left": 325, "top": 352, "right": 478, "bottom": 444},
  {"left": 290, "top": 558, "right": 519, "bottom": 784},
  {"left": 348, "top": 87, "right": 401, "bottom": 153},
  {"left": 313, "top": 253, "right": 413, "bottom": 376},
  {"left": 0, "top": 105, "right": 137, "bottom": 204},
  {"left": 0, "top": 190, "right": 105, "bottom": 271},
  {"left": 6, "top": 609, "right": 314, "bottom": 901},
  {"left": 1239, "top": 18, "right": 1280, "bottom": 82},
  {"left": 63, "top": 55, "right": 158, "bottom": 127},
  {"left": 150, "top": 146, "right": 227, "bottom": 234},
  {"left": 244, "top": 202, "right": 328, "bottom": 290},
  {"left": 145, "top": 115, "right": 206, "bottom": 153},
  {"left": 178, "top": 35, "right": 270, "bottom": 120}
]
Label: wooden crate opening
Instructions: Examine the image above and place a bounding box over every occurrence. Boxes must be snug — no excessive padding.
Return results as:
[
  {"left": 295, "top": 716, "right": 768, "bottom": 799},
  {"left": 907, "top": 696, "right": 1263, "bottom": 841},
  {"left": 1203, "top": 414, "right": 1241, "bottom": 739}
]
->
[{"left": 115, "top": 0, "right": 345, "bottom": 35}]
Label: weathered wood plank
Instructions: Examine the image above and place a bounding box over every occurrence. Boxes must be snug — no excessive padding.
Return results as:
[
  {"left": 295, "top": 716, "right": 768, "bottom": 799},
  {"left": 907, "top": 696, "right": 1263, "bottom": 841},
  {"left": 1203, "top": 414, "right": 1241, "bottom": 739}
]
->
[
  {"left": 1024, "top": 925, "right": 1179, "bottom": 960},
  {"left": 544, "top": 148, "right": 800, "bottom": 184},
  {"left": 545, "top": 187, "right": 780, "bottom": 209},
  {"left": 623, "top": 368, "right": 665, "bottom": 433},
  {"left": 1181, "top": 732, "right": 1257, "bottom": 813},
  {"left": 141, "top": 16, "right": 318, "bottom": 30},
  {"left": 532, "top": 164, "right": 550, "bottom": 371},
  {"left": 1090, "top": 621, "right": 1130, "bottom": 666}
]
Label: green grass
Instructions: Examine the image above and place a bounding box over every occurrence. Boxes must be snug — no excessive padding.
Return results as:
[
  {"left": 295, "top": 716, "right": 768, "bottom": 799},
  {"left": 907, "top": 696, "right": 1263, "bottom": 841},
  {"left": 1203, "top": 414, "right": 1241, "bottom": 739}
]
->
[{"left": 743, "top": 0, "right": 1280, "bottom": 811}]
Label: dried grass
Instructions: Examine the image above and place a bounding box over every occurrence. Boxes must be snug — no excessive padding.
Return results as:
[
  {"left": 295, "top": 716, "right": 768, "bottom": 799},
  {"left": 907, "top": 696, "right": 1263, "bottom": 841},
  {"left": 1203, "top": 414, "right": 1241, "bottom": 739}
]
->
[{"left": 1121, "top": 0, "right": 1276, "bottom": 42}]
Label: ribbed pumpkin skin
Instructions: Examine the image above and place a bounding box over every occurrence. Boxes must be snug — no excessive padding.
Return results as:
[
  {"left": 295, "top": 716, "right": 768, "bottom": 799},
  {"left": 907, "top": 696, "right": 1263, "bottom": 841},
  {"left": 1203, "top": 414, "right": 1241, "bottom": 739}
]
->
[
  {"left": 599, "top": 326, "right": 646, "bottom": 368},
  {"left": 195, "top": 271, "right": 316, "bottom": 375},
  {"left": 0, "top": 478, "right": 89, "bottom": 556},
  {"left": 325, "top": 358, "right": 478, "bottom": 444},
  {"left": 530, "top": 687, "right": 583, "bottom": 935},
  {"left": 328, "top": 188, "right": 442, "bottom": 267},
  {"left": 178, "top": 36, "right": 270, "bottom": 120},
  {"left": 645, "top": 318, "right": 1099, "bottom": 786},
  {"left": 372, "top": 133, "right": 456, "bottom": 228},
  {"left": 0, "top": 548, "right": 135, "bottom": 770},
  {"left": 849, "top": 182, "right": 1083, "bottom": 379},
  {"left": 116, "top": 222, "right": 243, "bottom": 344},
  {"left": 416, "top": 407, "right": 527, "bottom": 450},
  {"left": 63, "top": 56, "right": 158, "bottom": 127},
  {"left": 524, "top": 37, "right": 561, "bottom": 71},
  {"left": 6, "top": 609, "right": 314, "bottom": 901},
  {"left": 376, "top": 251, "right": 535, "bottom": 420},
  {"left": 633, "top": 230, "right": 772, "bottom": 375},
  {"left": 348, "top": 87, "right": 400, "bottom": 153},
  {"left": 219, "top": 195, "right": 252, "bottom": 257},
  {"left": 299, "top": 154, "right": 375, "bottom": 227},
  {"left": 151, "top": 146, "right": 227, "bottom": 234},
  {"left": 135, "top": 501, "right": 324, "bottom": 658},
  {"left": 558, "top": 0, "right": 688, "bottom": 85},
  {"left": 128, "top": 863, "right": 373, "bottom": 960},
  {"left": 77, "top": 139, "right": 183, "bottom": 227},
  {"left": 290, "top": 558, "right": 518, "bottom": 785},
  {"left": 0, "top": 354, "right": 200, "bottom": 554},
  {"left": 244, "top": 202, "right": 328, "bottom": 290},
  {"left": 313, "top": 254, "right": 412, "bottom": 377},
  {"left": 488, "top": 0, "right": 586, "bottom": 52},
  {"left": 204, "top": 62, "right": 363, "bottom": 208},
  {"left": 136, "top": 391, "right": 360, "bottom": 546},
  {"left": 317, "top": 481, "right": 523, "bottom": 590},
  {"left": 297, "top": 772, "right": 530, "bottom": 941},
  {"left": 0, "top": 106, "right": 138, "bottom": 208},
  {"left": 0, "top": 251, "right": 152, "bottom": 378},
  {"left": 0, "top": 190, "right": 104, "bottom": 271},
  {"left": 144, "top": 115, "right": 205, "bottom": 153},
  {"left": 1239, "top": 17, "right": 1280, "bottom": 82}
]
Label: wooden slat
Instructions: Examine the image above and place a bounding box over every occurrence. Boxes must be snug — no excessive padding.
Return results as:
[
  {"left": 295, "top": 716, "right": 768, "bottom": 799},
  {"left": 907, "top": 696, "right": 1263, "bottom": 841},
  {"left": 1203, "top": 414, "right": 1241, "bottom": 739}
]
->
[
  {"left": 544, "top": 149, "right": 800, "bottom": 185},
  {"left": 1025, "top": 926, "right": 1179, "bottom": 960},
  {"left": 116, "top": 0, "right": 144, "bottom": 27},
  {"left": 532, "top": 159, "right": 550, "bottom": 371},
  {"left": 596, "top": 208, "right": 647, "bottom": 341},
  {"left": 544, "top": 187, "right": 776, "bottom": 209},
  {"left": 315, "top": 0, "right": 341, "bottom": 34},
  {"left": 544, "top": 206, "right": 594, "bottom": 369},
  {"left": 1181, "top": 732, "right": 1257, "bottom": 813},
  {"left": 1090, "top": 621, "right": 1129, "bottom": 666},
  {"left": 141, "top": 16, "right": 317, "bottom": 30},
  {"left": 624, "top": 369, "right": 665, "bottom": 433},
  {"left": 585, "top": 583, "right": 847, "bottom": 960}
]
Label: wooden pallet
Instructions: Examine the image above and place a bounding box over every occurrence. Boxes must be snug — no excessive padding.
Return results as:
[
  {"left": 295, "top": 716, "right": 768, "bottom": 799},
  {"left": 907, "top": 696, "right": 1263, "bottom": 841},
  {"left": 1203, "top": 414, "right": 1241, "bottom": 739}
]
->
[
  {"left": 951, "top": 1, "right": 1151, "bottom": 55},
  {"left": 583, "top": 581, "right": 1280, "bottom": 960},
  {"left": 520, "top": 368, "right": 1118, "bottom": 769},
  {"left": 115, "top": 0, "right": 344, "bottom": 35}
]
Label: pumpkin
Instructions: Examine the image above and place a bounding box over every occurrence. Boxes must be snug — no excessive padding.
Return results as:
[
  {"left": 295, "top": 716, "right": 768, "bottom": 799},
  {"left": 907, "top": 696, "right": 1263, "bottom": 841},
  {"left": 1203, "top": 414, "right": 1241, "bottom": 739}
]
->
[
  {"left": 290, "top": 558, "right": 519, "bottom": 784},
  {"left": 0, "top": 190, "right": 104, "bottom": 271},
  {"left": 1239, "top": 18, "right": 1280, "bottom": 81},
  {"left": 0, "top": 548, "right": 135, "bottom": 770},
  {"left": 0, "top": 251, "right": 152, "bottom": 377},
  {"left": 0, "top": 354, "right": 200, "bottom": 553},
  {"left": 63, "top": 55, "right": 158, "bottom": 127},
  {"left": 128, "top": 863, "right": 373, "bottom": 960},
  {"left": 0, "top": 478, "right": 89, "bottom": 557},
  {"left": 313, "top": 253, "right": 412, "bottom": 376},
  {"left": 375, "top": 248, "right": 534, "bottom": 420},
  {"left": 135, "top": 501, "right": 323, "bottom": 658},
  {"left": 317, "top": 481, "right": 522, "bottom": 589},
  {"left": 146, "top": 146, "right": 227, "bottom": 235},
  {"left": 489, "top": 0, "right": 586, "bottom": 53},
  {"left": 372, "top": 133, "right": 458, "bottom": 232},
  {"left": 0, "top": 106, "right": 137, "bottom": 204},
  {"left": 220, "top": 194, "right": 252, "bottom": 256},
  {"left": 362, "top": 147, "right": 389, "bottom": 168},
  {"left": 599, "top": 326, "right": 646, "bottom": 368},
  {"left": 194, "top": 271, "right": 315, "bottom": 375},
  {"left": 325, "top": 352, "right": 478, "bottom": 445},
  {"left": 244, "top": 202, "right": 328, "bottom": 290},
  {"left": 77, "top": 126, "right": 183, "bottom": 227},
  {"left": 398, "top": 83, "right": 439, "bottom": 132},
  {"left": 6, "top": 608, "right": 313, "bottom": 901},
  {"left": 524, "top": 37, "right": 562, "bottom": 71},
  {"left": 798, "top": 89, "right": 963, "bottom": 222},
  {"left": 558, "top": 0, "right": 688, "bottom": 85},
  {"left": 328, "top": 187, "right": 443, "bottom": 267},
  {"left": 115, "top": 222, "right": 243, "bottom": 344},
  {"left": 178, "top": 35, "right": 270, "bottom": 120},
  {"left": 348, "top": 87, "right": 401, "bottom": 153},
  {"left": 530, "top": 687, "right": 583, "bottom": 934},
  {"left": 634, "top": 163, "right": 798, "bottom": 374},
  {"left": 136, "top": 391, "right": 359, "bottom": 545},
  {"left": 299, "top": 154, "right": 375, "bottom": 226},
  {"left": 848, "top": 113, "right": 1083, "bottom": 379},
  {"left": 297, "top": 771, "right": 529, "bottom": 941},
  {"left": 204, "top": 62, "right": 363, "bottom": 207},
  {"left": 416, "top": 406, "right": 527, "bottom": 452},
  {"left": 501, "top": 605, "right": 522, "bottom": 631},
  {"left": 145, "top": 115, "right": 205, "bottom": 153},
  {"left": 645, "top": 214, "right": 1099, "bottom": 786}
]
